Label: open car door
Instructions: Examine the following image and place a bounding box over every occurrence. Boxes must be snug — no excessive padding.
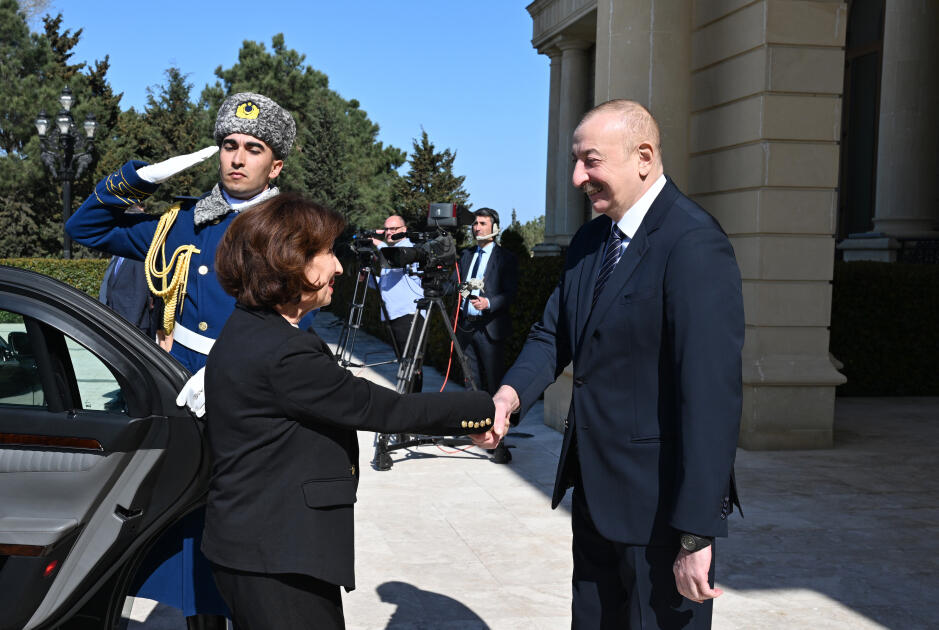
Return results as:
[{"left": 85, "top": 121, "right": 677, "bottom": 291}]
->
[{"left": 0, "top": 266, "right": 207, "bottom": 630}]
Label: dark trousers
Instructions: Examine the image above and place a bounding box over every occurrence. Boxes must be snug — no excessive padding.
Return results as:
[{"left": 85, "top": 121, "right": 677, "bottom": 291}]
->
[
  {"left": 388, "top": 314, "right": 424, "bottom": 392},
  {"left": 211, "top": 563, "right": 344, "bottom": 630},
  {"left": 571, "top": 484, "right": 714, "bottom": 630},
  {"left": 456, "top": 322, "right": 505, "bottom": 396}
]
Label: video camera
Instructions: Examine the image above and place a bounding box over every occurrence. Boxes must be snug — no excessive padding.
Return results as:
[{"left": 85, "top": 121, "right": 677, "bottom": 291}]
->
[{"left": 372, "top": 203, "right": 474, "bottom": 297}]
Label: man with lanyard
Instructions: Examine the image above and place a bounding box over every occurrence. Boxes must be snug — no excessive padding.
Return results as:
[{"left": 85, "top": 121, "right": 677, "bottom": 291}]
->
[
  {"left": 371, "top": 214, "right": 425, "bottom": 391},
  {"left": 455, "top": 208, "right": 518, "bottom": 463},
  {"left": 66, "top": 92, "right": 297, "bottom": 628}
]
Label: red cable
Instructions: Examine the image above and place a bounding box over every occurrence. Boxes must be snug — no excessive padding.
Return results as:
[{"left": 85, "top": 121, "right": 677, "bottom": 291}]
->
[{"left": 438, "top": 264, "right": 464, "bottom": 393}]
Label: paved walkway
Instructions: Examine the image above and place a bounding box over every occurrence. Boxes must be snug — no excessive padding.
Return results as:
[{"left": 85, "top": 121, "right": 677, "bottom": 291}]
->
[{"left": 128, "top": 312, "right": 939, "bottom": 629}]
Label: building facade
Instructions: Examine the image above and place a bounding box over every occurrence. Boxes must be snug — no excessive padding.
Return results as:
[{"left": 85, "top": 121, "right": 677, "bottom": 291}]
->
[{"left": 526, "top": 0, "right": 938, "bottom": 449}]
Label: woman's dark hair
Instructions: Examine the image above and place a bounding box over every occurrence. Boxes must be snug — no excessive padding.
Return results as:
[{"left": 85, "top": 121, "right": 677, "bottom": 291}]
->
[{"left": 215, "top": 192, "right": 346, "bottom": 308}]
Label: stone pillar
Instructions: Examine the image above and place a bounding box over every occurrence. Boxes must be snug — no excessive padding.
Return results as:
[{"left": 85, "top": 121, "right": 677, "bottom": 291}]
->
[
  {"left": 595, "top": 0, "right": 692, "bottom": 188},
  {"left": 554, "top": 37, "right": 591, "bottom": 245},
  {"left": 872, "top": 0, "right": 939, "bottom": 237},
  {"left": 535, "top": 47, "right": 565, "bottom": 257},
  {"left": 689, "top": 0, "right": 848, "bottom": 449}
]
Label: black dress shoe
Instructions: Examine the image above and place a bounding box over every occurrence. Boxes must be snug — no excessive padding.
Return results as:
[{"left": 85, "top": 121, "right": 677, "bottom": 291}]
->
[{"left": 491, "top": 442, "right": 512, "bottom": 464}]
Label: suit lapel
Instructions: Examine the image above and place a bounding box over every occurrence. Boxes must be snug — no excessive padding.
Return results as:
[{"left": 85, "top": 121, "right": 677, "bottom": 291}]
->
[
  {"left": 580, "top": 226, "right": 649, "bottom": 346},
  {"left": 574, "top": 217, "right": 611, "bottom": 336},
  {"left": 577, "top": 178, "right": 679, "bottom": 348},
  {"left": 482, "top": 245, "right": 497, "bottom": 282}
]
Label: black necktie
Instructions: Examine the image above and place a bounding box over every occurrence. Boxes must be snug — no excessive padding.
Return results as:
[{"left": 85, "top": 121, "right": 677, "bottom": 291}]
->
[
  {"left": 463, "top": 248, "right": 483, "bottom": 313},
  {"left": 469, "top": 247, "right": 483, "bottom": 279},
  {"left": 592, "top": 226, "right": 627, "bottom": 308}
]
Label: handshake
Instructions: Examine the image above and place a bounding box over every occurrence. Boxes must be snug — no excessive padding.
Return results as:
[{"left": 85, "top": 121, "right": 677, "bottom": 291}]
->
[{"left": 469, "top": 385, "right": 520, "bottom": 449}]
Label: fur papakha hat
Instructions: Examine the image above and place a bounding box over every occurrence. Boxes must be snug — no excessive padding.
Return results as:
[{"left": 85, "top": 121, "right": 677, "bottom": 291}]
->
[{"left": 214, "top": 92, "right": 296, "bottom": 159}]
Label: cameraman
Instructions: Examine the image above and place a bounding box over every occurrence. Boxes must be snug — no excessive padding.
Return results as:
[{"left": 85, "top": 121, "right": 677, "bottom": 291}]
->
[
  {"left": 371, "top": 214, "right": 425, "bottom": 391},
  {"left": 455, "top": 208, "right": 518, "bottom": 463}
]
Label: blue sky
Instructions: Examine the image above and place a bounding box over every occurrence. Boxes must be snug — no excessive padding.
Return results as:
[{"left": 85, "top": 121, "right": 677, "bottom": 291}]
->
[{"left": 47, "top": 1, "right": 550, "bottom": 225}]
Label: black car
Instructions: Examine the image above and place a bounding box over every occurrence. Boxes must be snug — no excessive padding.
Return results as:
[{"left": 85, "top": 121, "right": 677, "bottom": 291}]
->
[{"left": 0, "top": 266, "right": 207, "bottom": 629}]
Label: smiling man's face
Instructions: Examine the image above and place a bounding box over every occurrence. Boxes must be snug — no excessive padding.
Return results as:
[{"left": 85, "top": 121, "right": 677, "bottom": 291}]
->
[
  {"left": 569, "top": 111, "right": 648, "bottom": 222},
  {"left": 218, "top": 133, "right": 284, "bottom": 199}
]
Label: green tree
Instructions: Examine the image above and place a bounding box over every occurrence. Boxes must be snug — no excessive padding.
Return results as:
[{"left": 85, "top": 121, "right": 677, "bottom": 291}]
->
[
  {"left": 393, "top": 129, "right": 470, "bottom": 228},
  {"left": 0, "top": 2, "right": 121, "bottom": 257},
  {"left": 97, "top": 67, "right": 213, "bottom": 214},
  {"left": 504, "top": 209, "right": 544, "bottom": 256}
]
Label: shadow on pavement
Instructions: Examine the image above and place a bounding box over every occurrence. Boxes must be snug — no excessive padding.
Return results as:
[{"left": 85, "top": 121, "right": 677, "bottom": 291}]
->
[{"left": 376, "top": 581, "right": 489, "bottom": 629}]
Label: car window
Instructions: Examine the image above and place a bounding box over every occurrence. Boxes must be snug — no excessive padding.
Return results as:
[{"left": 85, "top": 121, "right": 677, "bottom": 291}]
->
[
  {"left": 0, "top": 313, "right": 43, "bottom": 407},
  {"left": 0, "top": 308, "right": 127, "bottom": 413}
]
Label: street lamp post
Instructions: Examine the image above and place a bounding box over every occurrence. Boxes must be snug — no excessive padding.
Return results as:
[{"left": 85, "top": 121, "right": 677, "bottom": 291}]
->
[{"left": 35, "top": 86, "right": 97, "bottom": 259}]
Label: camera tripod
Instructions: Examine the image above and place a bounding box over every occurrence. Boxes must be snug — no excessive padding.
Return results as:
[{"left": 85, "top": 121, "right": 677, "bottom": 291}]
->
[
  {"left": 371, "top": 292, "right": 481, "bottom": 471},
  {"left": 335, "top": 260, "right": 398, "bottom": 370}
]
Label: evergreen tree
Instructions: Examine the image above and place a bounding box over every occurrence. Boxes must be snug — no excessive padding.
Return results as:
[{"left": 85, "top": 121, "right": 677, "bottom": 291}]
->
[
  {"left": 504, "top": 209, "right": 544, "bottom": 255},
  {"left": 0, "top": 2, "right": 121, "bottom": 257},
  {"left": 500, "top": 210, "right": 529, "bottom": 258},
  {"left": 393, "top": 130, "right": 471, "bottom": 228},
  {"left": 97, "top": 67, "right": 213, "bottom": 214}
]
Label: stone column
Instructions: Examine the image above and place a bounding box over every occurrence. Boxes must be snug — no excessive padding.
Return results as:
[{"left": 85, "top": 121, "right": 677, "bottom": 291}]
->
[
  {"left": 554, "top": 37, "right": 591, "bottom": 246},
  {"left": 534, "top": 47, "right": 565, "bottom": 257},
  {"left": 872, "top": 0, "right": 939, "bottom": 237},
  {"left": 595, "top": 0, "right": 692, "bottom": 188},
  {"left": 689, "top": 0, "right": 848, "bottom": 449}
]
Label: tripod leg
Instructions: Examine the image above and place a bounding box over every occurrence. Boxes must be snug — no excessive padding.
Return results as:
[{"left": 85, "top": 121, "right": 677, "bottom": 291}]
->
[
  {"left": 372, "top": 432, "right": 393, "bottom": 471},
  {"left": 395, "top": 304, "right": 430, "bottom": 394},
  {"left": 433, "top": 300, "right": 480, "bottom": 392}
]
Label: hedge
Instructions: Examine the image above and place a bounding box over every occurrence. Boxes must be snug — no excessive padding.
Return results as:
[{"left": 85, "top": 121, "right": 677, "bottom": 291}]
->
[
  {"left": 1, "top": 258, "right": 110, "bottom": 298},
  {"left": 0, "top": 258, "right": 110, "bottom": 324},
  {"left": 830, "top": 261, "right": 939, "bottom": 396}
]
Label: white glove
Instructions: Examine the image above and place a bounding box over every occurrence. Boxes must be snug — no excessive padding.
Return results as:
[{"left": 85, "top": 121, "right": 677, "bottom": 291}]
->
[
  {"left": 176, "top": 367, "right": 206, "bottom": 418},
  {"left": 137, "top": 146, "right": 219, "bottom": 184}
]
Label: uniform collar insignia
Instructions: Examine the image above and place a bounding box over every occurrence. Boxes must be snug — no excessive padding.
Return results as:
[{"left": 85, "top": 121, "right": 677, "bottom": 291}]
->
[{"left": 192, "top": 184, "right": 280, "bottom": 226}]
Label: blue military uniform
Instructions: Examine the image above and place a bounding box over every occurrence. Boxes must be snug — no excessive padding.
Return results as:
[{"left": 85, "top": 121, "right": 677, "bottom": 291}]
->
[{"left": 69, "top": 160, "right": 247, "bottom": 373}]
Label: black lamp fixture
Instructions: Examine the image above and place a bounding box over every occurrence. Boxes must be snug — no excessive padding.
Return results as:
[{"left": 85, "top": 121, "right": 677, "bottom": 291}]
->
[{"left": 35, "top": 85, "right": 97, "bottom": 259}]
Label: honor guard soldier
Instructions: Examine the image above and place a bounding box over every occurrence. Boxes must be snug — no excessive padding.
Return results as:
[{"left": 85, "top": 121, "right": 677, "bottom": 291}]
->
[{"left": 66, "top": 91, "right": 298, "bottom": 628}]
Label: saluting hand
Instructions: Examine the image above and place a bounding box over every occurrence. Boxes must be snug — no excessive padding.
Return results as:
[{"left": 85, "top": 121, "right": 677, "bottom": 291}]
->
[{"left": 137, "top": 145, "right": 220, "bottom": 184}]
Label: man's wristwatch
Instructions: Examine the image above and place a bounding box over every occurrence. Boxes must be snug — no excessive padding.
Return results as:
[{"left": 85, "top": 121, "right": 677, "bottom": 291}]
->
[{"left": 679, "top": 533, "right": 713, "bottom": 553}]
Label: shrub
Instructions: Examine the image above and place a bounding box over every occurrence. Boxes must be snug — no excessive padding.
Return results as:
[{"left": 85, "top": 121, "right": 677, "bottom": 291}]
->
[{"left": 830, "top": 261, "right": 939, "bottom": 396}]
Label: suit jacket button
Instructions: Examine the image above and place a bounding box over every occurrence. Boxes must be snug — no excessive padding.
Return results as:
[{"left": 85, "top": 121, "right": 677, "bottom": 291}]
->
[{"left": 574, "top": 378, "right": 584, "bottom": 387}]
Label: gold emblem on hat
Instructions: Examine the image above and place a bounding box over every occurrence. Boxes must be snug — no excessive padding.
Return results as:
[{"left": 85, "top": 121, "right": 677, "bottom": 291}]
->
[{"left": 235, "top": 101, "right": 260, "bottom": 120}]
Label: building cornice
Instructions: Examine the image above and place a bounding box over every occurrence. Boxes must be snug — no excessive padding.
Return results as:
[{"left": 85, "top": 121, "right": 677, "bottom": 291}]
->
[{"left": 527, "top": 0, "right": 598, "bottom": 52}]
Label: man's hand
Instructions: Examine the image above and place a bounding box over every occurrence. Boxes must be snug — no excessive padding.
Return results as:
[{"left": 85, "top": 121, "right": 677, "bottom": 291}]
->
[
  {"left": 175, "top": 367, "right": 207, "bottom": 418},
  {"left": 470, "top": 385, "right": 518, "bottom": 449},
  {"left": 673, "top": 547, "right": 722, "bottom": 603},
  {"left": 137, "top": 146, "right": 219, "bottom": 184},
  {"left": 469, "top": 296, "right": 489, "bottom": 311}
]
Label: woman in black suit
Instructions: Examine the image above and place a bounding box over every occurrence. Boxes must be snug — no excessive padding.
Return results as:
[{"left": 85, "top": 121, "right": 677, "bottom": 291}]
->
[{"left": 202, "top": 193, "right": 496, "bottom": 629}]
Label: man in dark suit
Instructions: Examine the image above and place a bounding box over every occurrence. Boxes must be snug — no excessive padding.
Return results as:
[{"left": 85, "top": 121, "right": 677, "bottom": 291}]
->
[
  {"left": 99, "top": 255, "right": 156, "bottom": 339},
  {"left": 486, "top": 100, "right": 744, "bottom": 628},
  {"left": 456, "top": 208, "right": 518, "bottom": 463}
]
